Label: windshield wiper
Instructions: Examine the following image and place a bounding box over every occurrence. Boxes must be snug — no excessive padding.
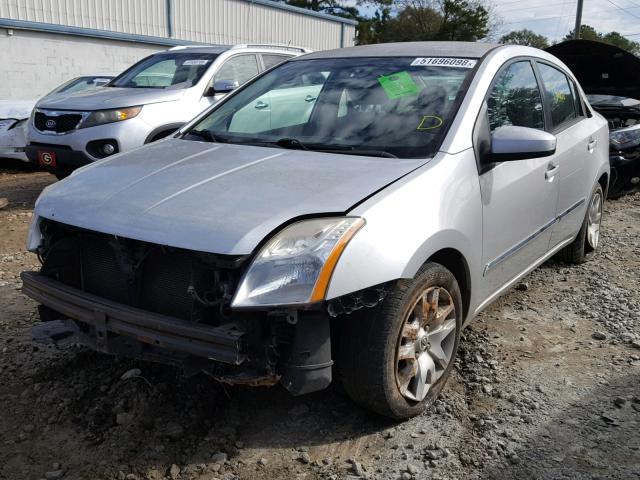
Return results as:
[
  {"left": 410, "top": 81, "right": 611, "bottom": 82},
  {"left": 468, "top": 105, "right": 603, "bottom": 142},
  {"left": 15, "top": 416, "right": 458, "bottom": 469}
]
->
[
  {"left": 272, "top": 138, "right": 397, "bottom": 158},
  {"left": 185, "top": 129, "right": 228, "bottom": 143},
  {"left": 320, "top": 149, "right": 398, "bottom": 158},
  {"left": 275, "top": 138, "right": 309, "bottom": 150}
]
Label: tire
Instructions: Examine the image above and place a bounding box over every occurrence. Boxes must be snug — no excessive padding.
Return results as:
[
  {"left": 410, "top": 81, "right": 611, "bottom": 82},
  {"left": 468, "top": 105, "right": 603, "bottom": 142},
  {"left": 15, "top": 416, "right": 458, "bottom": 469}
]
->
[
  {"left": 339, "top": 262, "right": 463, "bottom": 419},
  {"left": 559, "top": 183, "right": 604, "bottom": 264}
]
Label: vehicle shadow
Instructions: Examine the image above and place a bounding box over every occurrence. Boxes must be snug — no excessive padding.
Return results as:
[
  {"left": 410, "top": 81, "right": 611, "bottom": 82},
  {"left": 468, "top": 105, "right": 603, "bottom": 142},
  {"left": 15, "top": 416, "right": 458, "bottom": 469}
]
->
[
  {"left": 28, "top": 346, "right": 393, "bottom": 460},
  {"left": 479, "top": 371, "right": 640, "bottom": 479},
  {"left": 0, "top": 159, "right": 52, "bottom": 212}
]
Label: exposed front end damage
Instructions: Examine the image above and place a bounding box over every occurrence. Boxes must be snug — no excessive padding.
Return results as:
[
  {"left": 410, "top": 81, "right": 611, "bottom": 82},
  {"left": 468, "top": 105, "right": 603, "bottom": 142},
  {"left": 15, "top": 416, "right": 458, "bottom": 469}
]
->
[
  {"left": 23, "top": 219, "right": 339, "bottom": 395},
  {"left": 597, "top": 108, "right": 640, "bottom": 197}
]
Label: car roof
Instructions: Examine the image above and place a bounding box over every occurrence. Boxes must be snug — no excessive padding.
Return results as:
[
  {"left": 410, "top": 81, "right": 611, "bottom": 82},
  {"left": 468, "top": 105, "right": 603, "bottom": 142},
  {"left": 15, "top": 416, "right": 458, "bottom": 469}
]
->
[
  {"left": 156, "top": 46, "right": 231, "bottom": 55},
  {"left": 296, "top": 41, "right": 500, "bottom": 60}
]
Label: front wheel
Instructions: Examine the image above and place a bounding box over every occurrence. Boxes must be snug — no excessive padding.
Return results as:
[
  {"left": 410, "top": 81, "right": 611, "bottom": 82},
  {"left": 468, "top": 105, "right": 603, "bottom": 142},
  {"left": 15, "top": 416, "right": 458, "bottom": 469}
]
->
[
  {"left": 339, "top": 262, "right": 462, "bottom": 419},
  {"left": 560, "top": 183, "right": 604, "bottom": 264}
]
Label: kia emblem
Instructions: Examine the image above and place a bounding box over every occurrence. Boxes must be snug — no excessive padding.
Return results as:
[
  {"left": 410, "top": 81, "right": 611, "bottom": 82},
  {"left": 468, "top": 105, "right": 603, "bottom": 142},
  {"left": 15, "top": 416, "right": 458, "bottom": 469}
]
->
[{"left": 45, "top": 119, "right": 56, "bottom": 129}]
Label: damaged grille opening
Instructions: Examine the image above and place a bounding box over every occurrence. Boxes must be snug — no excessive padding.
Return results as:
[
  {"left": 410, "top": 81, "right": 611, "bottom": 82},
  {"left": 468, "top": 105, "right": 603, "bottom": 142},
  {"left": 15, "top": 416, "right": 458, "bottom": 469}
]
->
[{"left": 37, "top": 219, "right": 248, "bottom": 325}]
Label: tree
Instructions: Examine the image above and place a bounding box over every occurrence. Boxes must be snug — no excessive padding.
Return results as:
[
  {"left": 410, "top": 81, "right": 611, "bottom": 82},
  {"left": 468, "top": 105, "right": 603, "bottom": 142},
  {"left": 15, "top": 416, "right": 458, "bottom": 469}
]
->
[
  {"left": 284, "top": 0, "right": 359, "bottom": 19},
  {"left": 357, "top": 0, "right": 492, "bottom": 44},
  {"left": 564, "top": 24, "right": 640, "bottom": 55},
  {"left": 602, "top": 31, "right": 640, "bottom": 55},
  {"left": 437, "top": 0, "right": 489, "bottom": 41},
  {"left": 564, "top": 24, "right": 601, "bottom": 42},
  {"left": 500, "top": 29, "right": 549, "bottom": 48}
]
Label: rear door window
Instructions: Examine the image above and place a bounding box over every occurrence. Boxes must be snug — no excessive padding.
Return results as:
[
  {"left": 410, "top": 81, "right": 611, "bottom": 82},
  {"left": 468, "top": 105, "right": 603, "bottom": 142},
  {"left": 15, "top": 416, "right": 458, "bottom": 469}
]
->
[
  {"left": 537, "top": 63, "right": 579, "bottom": 129},
  {"left": 215, "top": 55, "right": 260, "bottom": 86},
  {"left": 487, "top": 61, "right": 545, "bottom": 132},
  {"left": 262, "top": 54, "right": 292, "bottom": 70}
]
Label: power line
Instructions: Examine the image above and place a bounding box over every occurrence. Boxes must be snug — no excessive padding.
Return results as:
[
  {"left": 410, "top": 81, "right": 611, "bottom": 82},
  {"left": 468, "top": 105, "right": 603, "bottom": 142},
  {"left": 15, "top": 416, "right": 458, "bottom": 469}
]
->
[
  {"left": 498, "top": 1, "right": 577, "bottom": 15},
  {"left": 502, "top": 13, "right": 576, "bottom": 26},
  {"left": 603, "top": 0, "right": 640, "bottom": 20}
]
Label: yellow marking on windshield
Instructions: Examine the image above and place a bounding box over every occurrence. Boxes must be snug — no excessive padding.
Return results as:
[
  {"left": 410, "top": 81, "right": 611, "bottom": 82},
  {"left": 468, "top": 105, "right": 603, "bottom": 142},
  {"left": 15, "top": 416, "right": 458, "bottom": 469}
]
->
[{"left": 416, "top": 115, "right": 443, "bottom": 131}]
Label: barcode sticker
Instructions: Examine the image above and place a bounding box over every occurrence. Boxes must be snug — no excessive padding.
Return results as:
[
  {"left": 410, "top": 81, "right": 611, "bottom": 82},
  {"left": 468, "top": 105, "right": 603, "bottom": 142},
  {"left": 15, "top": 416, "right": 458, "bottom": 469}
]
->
[
  {"left": 411, "top": 57, "right": 477, "bottom": 68},
  {"left": 183, "top": 59, "right": 210, "bottom": 66}
]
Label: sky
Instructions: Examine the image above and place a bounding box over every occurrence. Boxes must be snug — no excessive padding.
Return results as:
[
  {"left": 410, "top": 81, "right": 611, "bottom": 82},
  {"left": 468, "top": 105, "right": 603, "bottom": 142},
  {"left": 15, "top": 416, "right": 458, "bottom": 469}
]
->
[{"left": 490, "top": 0, "right": 640, "bottom": 42}]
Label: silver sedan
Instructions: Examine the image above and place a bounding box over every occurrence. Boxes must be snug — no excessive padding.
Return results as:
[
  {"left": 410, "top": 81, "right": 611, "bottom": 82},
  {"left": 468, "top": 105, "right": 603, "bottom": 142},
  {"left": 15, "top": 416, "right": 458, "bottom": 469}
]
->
[{"left": 24, "top": 42, "right": 609, "bottom": 419}]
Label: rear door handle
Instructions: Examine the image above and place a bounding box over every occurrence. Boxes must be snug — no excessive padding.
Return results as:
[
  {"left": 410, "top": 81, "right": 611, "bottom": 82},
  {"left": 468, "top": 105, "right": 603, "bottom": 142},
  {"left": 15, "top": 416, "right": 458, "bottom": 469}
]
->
[
  {"left": 588, "top": 138, "right": 598, "bottom": 151},
  {"left": 545, "top": 162, "right": 560, "bottom": 180},
  {"left": 305, "top": 95, "right": 316, "bottom": 102},
  {"left": 254, "top": 101, "right": 269, "bottom": 109}
]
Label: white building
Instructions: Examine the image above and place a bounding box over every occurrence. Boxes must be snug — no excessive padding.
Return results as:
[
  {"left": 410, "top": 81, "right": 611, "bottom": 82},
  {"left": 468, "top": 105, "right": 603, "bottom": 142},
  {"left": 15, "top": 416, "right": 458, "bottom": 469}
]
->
[{"left": 0, "top": 0, "right": 357, "bottom": 99}]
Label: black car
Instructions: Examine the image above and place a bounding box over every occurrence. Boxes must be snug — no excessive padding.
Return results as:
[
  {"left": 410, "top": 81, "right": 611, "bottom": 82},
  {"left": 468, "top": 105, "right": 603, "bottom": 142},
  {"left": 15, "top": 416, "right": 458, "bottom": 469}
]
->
[{"left": 548, "top": 40, "right": 640, "bottom": 198}]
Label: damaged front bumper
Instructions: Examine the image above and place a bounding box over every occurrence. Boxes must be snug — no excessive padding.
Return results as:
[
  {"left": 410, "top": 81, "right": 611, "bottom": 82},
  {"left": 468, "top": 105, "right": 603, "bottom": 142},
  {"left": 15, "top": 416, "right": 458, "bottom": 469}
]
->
[
  {"left": 609, "top": 153, "right": 640, "bottom": 198},
  {"left": 22, "top": 271, "right": 333, "bottom": 395}
]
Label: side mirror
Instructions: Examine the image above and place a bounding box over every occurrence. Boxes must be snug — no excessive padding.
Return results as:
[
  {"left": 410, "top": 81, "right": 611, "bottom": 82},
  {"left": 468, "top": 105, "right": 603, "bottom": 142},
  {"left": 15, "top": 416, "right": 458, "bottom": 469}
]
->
[
  {"left": 490, "top": 126, "right": 557, "bottom": 161},
  {"left": 204, "top": 80, "right": 240, "bottom": 97}
]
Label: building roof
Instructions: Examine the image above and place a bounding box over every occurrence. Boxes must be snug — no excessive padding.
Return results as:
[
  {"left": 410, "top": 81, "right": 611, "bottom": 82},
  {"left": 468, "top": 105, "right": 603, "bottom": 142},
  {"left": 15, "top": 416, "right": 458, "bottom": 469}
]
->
[{"left": 298, "top": 41, "right": 500, "bottom": 60}]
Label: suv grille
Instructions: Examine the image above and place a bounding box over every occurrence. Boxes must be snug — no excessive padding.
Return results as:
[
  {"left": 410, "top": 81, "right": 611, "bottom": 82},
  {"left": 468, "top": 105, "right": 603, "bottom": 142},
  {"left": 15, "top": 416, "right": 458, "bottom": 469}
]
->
[{"left": 34, "top": 111, "right": 83, "bottom": 133}]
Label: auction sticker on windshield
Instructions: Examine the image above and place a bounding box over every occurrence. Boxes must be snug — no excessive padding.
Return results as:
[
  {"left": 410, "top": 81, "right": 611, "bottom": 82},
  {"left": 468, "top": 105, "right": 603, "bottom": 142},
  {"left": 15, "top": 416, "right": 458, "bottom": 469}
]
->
[
  {"left": 378, "top": 71, "right": 419, "bottom": 99},
  {"left": 183, "top": 59, "right": 210, "bottom": 66},
  {"left": 411, "top": 58, "right": 477, "bottom": 68}
]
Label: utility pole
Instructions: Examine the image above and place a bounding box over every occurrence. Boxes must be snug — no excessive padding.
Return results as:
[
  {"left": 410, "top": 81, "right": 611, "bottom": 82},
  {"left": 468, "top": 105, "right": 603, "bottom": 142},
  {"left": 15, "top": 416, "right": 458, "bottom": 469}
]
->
[{"left": 574, "top": 0, "right": 584, "bottom": 39}]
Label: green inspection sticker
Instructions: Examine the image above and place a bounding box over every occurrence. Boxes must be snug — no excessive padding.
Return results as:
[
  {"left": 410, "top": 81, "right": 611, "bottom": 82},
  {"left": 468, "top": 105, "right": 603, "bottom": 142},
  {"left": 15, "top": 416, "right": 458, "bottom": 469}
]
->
[{"left": 378, "top": 71, "right": 419, "bottom": 99}]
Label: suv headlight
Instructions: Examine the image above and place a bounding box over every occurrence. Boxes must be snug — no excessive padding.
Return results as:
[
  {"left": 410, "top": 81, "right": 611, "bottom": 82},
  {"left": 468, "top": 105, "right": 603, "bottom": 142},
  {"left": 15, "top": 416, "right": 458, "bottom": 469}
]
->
[
  {"left": 82, "top": 106, "right": 142, "bottom": 128},
  {"left": 232, "top": 217, "right": 365, "bottom": 308}
]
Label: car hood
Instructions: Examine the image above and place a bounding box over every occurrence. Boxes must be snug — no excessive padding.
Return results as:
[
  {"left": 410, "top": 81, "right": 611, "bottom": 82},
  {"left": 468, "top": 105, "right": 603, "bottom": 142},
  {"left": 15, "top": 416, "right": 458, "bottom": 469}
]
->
[
  {"left": 0, "top": 99, "right": 37, "bottom": 119},
  {"left": 35, "top": 139, "right": 427, "bottom": 255},
  {"left": 36, "top": 87, "right": 185, "bottom": 111},
  {"left": 546, "top": 40, "right": 640, "bottom": 100}
]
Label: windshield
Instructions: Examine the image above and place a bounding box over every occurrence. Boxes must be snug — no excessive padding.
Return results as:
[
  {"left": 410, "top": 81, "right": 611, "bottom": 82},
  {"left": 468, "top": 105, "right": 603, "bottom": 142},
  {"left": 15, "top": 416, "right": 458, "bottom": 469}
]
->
[
  {"left": 46, "top": 76, "right": 114, "bottom": 96},
  {"left": 109, "top": 53, "right": 218, "bottom": 89},
  {"left": 184, "top": 57, "right": 475, "bottom": 158},
  {"left": 587, "top": 94, "right": 640, "bottom": 108}
]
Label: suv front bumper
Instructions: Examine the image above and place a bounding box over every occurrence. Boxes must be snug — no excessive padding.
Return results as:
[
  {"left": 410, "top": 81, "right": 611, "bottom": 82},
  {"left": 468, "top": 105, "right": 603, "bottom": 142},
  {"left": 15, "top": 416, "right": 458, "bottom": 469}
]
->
[{"left": 25, "top": 144, "right": 92, "bottom": 172}]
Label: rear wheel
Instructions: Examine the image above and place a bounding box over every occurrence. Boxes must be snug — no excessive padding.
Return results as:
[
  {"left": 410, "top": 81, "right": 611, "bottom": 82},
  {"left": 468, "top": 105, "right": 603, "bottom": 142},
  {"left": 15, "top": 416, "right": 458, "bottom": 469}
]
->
[
  {"left": 339, "top": 262, "right": 462, "bottom": 419},
  {"left": 560, "top": 183, "right": 603, "bottom": 264}
]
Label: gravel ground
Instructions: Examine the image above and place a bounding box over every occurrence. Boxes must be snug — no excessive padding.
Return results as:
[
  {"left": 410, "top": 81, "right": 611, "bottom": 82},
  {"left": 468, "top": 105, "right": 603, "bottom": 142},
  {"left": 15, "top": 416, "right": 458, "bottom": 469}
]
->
[{"left": 0, "top": 164, "right": 639, "bottom": 480}]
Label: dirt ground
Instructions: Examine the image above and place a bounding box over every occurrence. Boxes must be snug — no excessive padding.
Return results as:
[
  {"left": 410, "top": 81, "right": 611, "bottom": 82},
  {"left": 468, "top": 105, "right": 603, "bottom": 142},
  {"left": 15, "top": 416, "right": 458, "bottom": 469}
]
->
[{"left": 0, "top": 162, "right": 639, "bottom": 480}]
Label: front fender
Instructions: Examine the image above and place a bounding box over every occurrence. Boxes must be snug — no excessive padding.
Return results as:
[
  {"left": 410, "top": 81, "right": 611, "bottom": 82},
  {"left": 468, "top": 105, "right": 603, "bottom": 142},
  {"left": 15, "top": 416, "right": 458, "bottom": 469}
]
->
[{"left": 326, "top": 150, "right": 483, "bottom": 316}]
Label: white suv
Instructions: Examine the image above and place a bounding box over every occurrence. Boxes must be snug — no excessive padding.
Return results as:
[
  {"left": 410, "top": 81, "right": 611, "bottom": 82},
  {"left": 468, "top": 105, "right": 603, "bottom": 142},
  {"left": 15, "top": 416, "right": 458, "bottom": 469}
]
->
[{"left": 26, "top": 44, "right": 308, "bottom": 178}]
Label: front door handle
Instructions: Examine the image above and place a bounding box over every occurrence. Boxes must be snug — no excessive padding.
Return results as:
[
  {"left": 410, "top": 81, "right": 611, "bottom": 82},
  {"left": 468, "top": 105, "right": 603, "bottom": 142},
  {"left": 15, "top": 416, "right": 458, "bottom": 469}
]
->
[
  {"left": 545, "top": 162, "right": 560, "bottom": 180},
  {"left": 254, "top": 101, "right": 269, "bottom": 109},
  {"left": 305, "top": 95, "right": 316, "bottom": 102}
]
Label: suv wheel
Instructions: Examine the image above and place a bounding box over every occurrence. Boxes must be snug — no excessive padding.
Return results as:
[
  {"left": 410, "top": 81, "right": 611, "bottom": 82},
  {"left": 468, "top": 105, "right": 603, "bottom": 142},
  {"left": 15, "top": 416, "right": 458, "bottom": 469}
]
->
[
  {"left": 339, "top": 262, "right": 462, "bottom": 419},
  {"left": 560, "top": 183, "right": 604, "bottom": 264}
]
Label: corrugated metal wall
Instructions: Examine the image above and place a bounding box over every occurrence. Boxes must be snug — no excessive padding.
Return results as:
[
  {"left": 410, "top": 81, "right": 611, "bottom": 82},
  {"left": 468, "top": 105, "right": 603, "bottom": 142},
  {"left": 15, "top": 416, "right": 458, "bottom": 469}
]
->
[
  {"left": 172, "top": 0, "right": 353, "bottom": 49},
  {"left": 0, "top": 0, "right": 355, "bottom": 49},
  {"left": 0, "top": 0, "right": 168, "bottom": 37}
]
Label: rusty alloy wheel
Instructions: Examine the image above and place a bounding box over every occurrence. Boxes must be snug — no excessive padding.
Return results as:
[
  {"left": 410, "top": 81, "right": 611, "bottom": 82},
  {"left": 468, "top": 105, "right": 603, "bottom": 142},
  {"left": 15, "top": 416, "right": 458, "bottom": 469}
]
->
[{"left": 395, "top": 286, "right": 457, "bottom": 402}]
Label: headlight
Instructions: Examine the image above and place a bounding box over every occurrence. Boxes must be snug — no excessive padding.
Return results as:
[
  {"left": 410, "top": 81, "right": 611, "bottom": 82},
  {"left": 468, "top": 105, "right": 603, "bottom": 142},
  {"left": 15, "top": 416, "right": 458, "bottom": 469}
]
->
[
  {"left": 26, "top": 213, "right": 42, "bottom": 252},
  {"left": 232, "top": 217, "right": 365, "bottom": 308},
  {"left": 610, "top": 124, "right": 640, "bottom": 150},
  {"left": 82, "top": 106, "right": 142, "bottom": 128},
  {"left": 0, "top": 118, "right": 17, "bottom": 132}
]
